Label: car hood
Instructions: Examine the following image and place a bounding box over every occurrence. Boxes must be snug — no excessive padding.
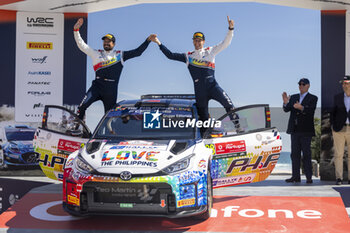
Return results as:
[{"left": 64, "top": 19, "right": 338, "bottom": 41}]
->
[
  {"left": 7, "top": 141, "right": 33, "bottom": 149},
  {"left": 81, "top": 139, "right": 197, "bottom": 175}
]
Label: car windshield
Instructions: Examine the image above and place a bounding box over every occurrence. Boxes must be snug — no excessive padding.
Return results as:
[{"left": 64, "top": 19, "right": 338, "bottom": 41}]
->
[
  {"left": 5, "top": 129, "right": 35, "bottom": 141},
  {"left": 93, "top": 106, "right": 195, "bottom": 140}
]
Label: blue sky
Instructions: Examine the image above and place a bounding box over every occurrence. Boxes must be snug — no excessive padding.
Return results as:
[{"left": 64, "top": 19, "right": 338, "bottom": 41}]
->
[{"left": 84, "top": 2, "right": 320, "bottom": 128}]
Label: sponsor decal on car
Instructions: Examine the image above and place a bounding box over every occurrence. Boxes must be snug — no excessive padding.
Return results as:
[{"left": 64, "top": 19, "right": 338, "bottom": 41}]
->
[
  {"left": 226, "top": 153, "right": 279, "bottom": 174},
  {"left": 120, "top": 203, "right": 133, "bottom": 208},
  {"left": 198, "top": 159, "right": 206, "bottom": 169},
  {"left": 215, "top": 140, "right": 246, "bottom": 155},
  {"left": 67, "top": 195, "right": 79, "bottom": 206},
  {"left": 177, "top": 198, "right": 195, "bottom": 207},
  {"left": 58, "top": 139, "right": 81, "bottom": 153},
  {"left": 205, "top": 143, "right": 215, "bottom": 155},
  {"left": 119, "top": 141, "right": 154, "bottom": 146},
  {"left": 213, "top": 151, "right": 247, "bottom": 160},
  {"left": 65, "top": 158, "right": 74, "bottom": 168},
  {"left": 101, "top": 150, "right": 159, "bottom": 167},
  {"left": 27, "top": 42, "right": 53, "bottom": 50},
  {"left": 213, "top": 174, "right": 256, "bottom": 188}
]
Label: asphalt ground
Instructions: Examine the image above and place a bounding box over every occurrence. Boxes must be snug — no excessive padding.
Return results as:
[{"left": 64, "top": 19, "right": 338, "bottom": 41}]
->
[{"left": 0, "top": 174, "right": 349, "bottom": 233}]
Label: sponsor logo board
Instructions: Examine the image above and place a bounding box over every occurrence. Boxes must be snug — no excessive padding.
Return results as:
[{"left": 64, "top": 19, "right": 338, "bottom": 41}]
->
[
  {"left": 27, "top": 17, "right": 54, "bottom": 27},
  {"left": 26, "top": 42, "right": 53, "bottom": 50},
  {"left": 31, "top": 56, "right": 48, "bottom": 64}
]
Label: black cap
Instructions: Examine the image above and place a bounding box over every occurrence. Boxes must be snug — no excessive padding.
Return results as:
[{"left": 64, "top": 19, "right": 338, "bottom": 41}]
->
[
  {"left": 298, "top": 78, "right": 310, "bottom": 85},
  {"left": 340, "top": 75, "right": 350, "bottom": 83},
  {"left": 193, "top": 32, "right": 205, "bottom": 40},
  {"left": 101, "top": 33, "right": 115, "bottom": 43}
]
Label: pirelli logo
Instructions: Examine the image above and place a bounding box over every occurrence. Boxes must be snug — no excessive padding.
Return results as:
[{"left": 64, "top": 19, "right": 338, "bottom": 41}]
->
[
  {"left": 177, "top": 198, "right": 195, "bottom": 207},
  {"left": 26, "top": 42, "right": 53, "bottom": 50},
  {"left": 67, "top": 195, "right": 79, "bottom": 206}
]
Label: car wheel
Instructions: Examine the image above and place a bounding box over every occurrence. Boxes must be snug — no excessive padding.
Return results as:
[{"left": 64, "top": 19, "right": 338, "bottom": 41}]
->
[
  {"left": 194, "top": 170, "right": 213, "bottom": 220},
  {"left": 0, "top": 149, "right": 7, "bottom": 169}
]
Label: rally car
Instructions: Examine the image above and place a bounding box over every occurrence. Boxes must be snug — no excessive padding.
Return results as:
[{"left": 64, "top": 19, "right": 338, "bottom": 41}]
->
[
  {"left": 0, "top": 125, "right": 39, "bottom": 168},
  {"left": 33, "top": 94, "right": 282, "bottom": 219}
]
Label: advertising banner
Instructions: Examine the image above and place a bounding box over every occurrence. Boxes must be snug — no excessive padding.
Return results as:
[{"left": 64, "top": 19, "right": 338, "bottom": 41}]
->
[
  {"left": 15, "top": 12, "right": 64, "bottom": 122},
  {"left": 347, "top": 11, "right": 350, "bottom": 75}
]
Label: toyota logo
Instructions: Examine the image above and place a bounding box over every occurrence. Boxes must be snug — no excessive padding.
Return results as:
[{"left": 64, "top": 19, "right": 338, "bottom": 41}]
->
[{"left": 120, "top": 171, "right": 132, "bottom": 181}]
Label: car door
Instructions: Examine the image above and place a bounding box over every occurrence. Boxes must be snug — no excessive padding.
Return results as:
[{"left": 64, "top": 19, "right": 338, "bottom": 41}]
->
[
  {"left": 33, "top": 105, "right": 91, "bottom": 181},
  {"left": 204, "top": 105, "right": 282, "bottom": 189}
]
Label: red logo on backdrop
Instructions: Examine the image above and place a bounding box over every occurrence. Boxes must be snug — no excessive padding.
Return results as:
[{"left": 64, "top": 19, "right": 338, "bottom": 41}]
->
[
  {"left": 58, "top": 139, "right": 81, "bottom": 152},
  {"left": 215, "top": 140, "right": 246, "bottom": 155}
]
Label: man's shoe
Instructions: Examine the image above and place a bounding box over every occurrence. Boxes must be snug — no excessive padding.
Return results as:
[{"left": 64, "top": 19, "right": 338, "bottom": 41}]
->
[
  {"left": 306, "top": 179, "right": 313, "bottom": 184},
  {"left": 285, "top": 177, "right": 301, "bottom": 183},
  {"left": 336, "top": 179, "right": 342, "bottom": 185},
  {"left": 348, "top": 180, "right": 350, "bottom": 184}
]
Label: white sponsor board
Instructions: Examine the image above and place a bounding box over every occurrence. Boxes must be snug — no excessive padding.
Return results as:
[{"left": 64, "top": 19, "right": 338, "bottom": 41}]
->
[
  {"left": 15, "top": 12, "right": 64, "bottom": 122},
  {"left": 347, "top": 11, "right": 350, "bottom": 76}
]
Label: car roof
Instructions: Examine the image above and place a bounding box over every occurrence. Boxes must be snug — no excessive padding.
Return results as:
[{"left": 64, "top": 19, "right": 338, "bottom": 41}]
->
[
  {"left": 4, "top": 126, "right": 35, "bottom": 132},
  {"left": 118, "top": 98, "right": 196, "bottom": 108}
]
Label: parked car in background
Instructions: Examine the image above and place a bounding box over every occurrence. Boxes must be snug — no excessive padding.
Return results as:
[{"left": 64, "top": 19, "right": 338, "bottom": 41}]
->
[{"left": 0, "top": 125, "right": 38, "bottom": 168}]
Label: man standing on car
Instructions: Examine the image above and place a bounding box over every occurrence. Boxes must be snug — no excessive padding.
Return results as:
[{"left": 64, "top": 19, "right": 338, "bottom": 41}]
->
[
  {"left": 150, "top": 16, "right": 235, "bottom": 122},
  {"left": 282, "top": 78, "right": 318, "bottom": 184},
  {"left": 73, "top": 18, "right": 156, "bottom": 120},
  {"left": 330, "top": 76, "right": 350, "bottom": 185}
]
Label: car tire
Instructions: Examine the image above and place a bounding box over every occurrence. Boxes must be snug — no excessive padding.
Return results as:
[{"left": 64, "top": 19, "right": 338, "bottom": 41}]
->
[
  {"left": 0, "top": 148, "right": 7, "bottom": 169},
  {"left": 194, "top": 170, "right": 213, "bottom": 220}
]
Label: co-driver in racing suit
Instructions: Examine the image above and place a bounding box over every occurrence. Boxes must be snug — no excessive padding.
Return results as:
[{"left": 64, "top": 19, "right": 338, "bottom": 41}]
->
[
  {"left": 151, "top": 16, "right": 235, "bottom": 122},
  {"left": 73, "top": 18, "right": 155, "bottom": 120}
]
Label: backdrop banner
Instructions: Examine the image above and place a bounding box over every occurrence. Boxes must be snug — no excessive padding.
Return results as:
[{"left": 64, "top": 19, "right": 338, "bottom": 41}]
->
[{"left": 15, "top": 12, "right": 64, "bottom": 122}]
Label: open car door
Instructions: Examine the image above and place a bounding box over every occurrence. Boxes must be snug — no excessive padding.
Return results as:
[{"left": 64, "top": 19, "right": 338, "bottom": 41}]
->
[
  {"left": 33, "top": 105, "right": 91, "bottom": 181},
  {"left": 204, "top": 105, "right": 282, "bottom": 188}
]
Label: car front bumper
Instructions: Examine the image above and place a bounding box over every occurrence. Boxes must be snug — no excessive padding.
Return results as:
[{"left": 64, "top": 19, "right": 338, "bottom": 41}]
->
[{"left": 62, "top": 170, "right": 208, "bottom": 218}]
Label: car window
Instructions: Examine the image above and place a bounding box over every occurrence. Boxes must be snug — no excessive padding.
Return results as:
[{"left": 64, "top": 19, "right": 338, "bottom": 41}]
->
[
  {"left": 5, "top": 129, "right": 35, "bottom": 141},
  {"left": 43, "top": 106, "right": 90, "bottom": 138},
  {"left": 94, "top": 106, "right": 195, "bottom": 140},
  {"left": 207, "top": 105, "right": 270, "bottom": 138}
]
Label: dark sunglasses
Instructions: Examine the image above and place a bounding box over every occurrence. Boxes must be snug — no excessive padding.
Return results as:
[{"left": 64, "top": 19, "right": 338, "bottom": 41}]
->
[{"left": 299, "top": 83, "right": 306, "bottom": 86}]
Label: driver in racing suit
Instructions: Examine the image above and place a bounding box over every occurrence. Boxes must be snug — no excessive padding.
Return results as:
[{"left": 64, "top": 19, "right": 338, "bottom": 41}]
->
[
  {"left": 73, "top": 18, "right": 155, "bottom": 120},
  {"left": 151, "top": 16, "right": 235, "bottom": 122}
]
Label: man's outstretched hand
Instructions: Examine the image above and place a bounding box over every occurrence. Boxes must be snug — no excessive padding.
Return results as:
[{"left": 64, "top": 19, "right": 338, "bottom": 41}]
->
[
  {"left": 147, "top": 34, "right": 157, "bottom": 42},
  {"left": 227, "top": 16, "right": 234, "bottom": 29},
  {"left": 74, "top": 18, "right": 84, "bottom": 30},
  {"left": 149, "top": 34, "right": 161, "bottom": 45}
]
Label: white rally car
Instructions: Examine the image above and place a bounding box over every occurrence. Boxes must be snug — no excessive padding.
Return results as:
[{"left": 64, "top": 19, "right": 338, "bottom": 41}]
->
[{"left": 33, "top": 94, "right": 282, "bottom": 219}]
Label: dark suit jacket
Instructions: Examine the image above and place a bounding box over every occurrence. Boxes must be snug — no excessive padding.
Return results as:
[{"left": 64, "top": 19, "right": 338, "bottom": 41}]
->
[
  {"left": 283, "top": 93, "right": 318, "bottom": 136},
  {"left": 331, "top": 92, "right": 349, "bottom": 132}
]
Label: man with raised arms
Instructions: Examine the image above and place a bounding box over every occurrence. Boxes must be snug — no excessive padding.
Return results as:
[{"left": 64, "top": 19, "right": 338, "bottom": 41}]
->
[
  {"left": 150, "top": 16, "right": 235, "bottom": 122},
  {"left": 73, "top": 18, "right": 156, "bottom": 120}
]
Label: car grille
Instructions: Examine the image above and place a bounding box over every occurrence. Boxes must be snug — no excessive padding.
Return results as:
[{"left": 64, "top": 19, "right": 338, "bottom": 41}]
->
[
  {"left": 83, "top": 182, "right": 172, "bottom": 204},
  {"left": 22, "top": 152, "right": 39, "bottom": 164}
]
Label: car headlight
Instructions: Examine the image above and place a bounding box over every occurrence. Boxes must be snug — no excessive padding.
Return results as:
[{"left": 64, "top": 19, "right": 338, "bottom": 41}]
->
[
  {"left": 75, "top": 154, "right": 94, "bottom": 174},
  {"left": 162, "top": 154, "right": 194, "bottom": 174},
  {"left": 9, "top": 144, "right": 20, "bottom": 153}
]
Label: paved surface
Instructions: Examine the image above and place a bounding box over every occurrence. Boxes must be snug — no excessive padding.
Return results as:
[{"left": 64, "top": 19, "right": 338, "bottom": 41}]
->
[{"left": 0, "top": 175, "right": 349, "bottom": 233}]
